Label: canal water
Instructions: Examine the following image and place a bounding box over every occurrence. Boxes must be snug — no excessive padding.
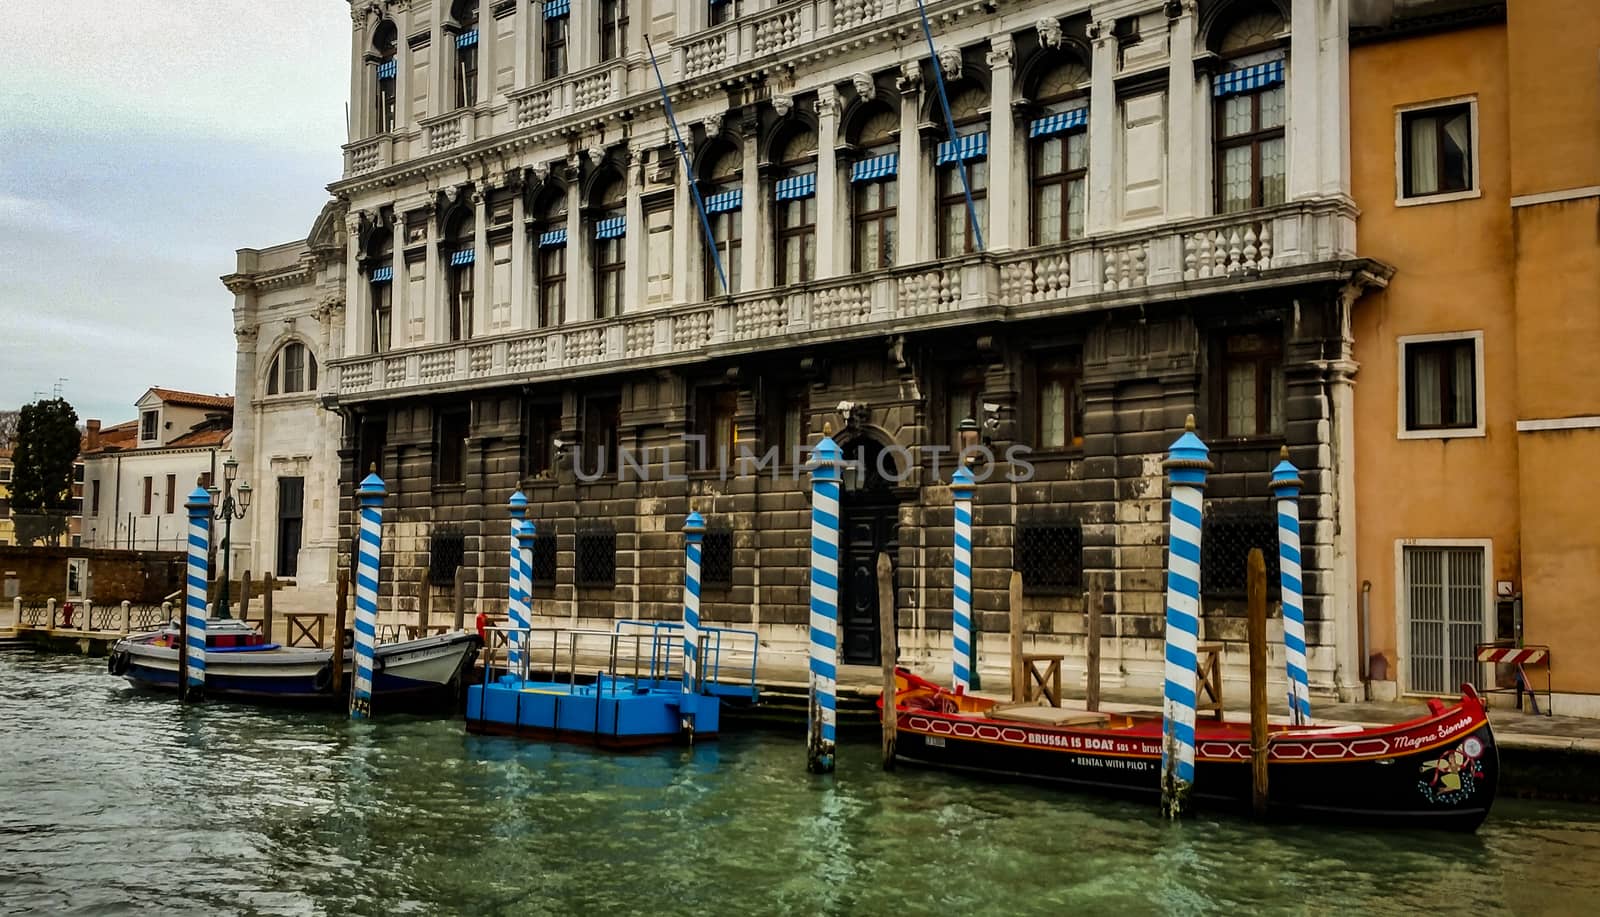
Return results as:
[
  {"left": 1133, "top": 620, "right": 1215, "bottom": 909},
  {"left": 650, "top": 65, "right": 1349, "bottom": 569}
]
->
[{"left": 3, "top": 654, "right": 1598, "bottom": 916}]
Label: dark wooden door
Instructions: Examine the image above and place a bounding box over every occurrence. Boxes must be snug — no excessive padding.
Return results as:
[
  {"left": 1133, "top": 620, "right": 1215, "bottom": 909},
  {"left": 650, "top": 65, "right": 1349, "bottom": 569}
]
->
[
  {"left": 276, "top": 476, "right": 304, "bottom": 578},
  {"left": 840, "top": 503, "right": 896, "bottom": 665}
]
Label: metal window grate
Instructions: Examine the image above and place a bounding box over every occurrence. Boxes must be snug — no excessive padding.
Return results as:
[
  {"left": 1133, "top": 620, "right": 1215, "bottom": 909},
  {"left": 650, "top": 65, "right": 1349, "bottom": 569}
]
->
[
  {"left": 1017, "top": 522, "right": 1083, "bottom": 595},
  {"left": 575, "top": 526, "right": 615, "bottom": 588},
  {"left": 429, "top": 528, "right": 465, "bottom": 586},
  {"left": 701, "top": 528, "right": 733, "bottom": 588},
  {"left": 530, "top": 531, "right": 557, "bottom": 592},
  {"left": 1200, "top": 513, "right": 1281, "bottom": 599}
]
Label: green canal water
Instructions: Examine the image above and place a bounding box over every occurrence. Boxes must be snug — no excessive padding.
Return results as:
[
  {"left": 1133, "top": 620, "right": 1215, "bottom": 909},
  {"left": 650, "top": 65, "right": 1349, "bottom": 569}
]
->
[{"left": 3, "top": 654, "right": 1599, "bottom": 916}]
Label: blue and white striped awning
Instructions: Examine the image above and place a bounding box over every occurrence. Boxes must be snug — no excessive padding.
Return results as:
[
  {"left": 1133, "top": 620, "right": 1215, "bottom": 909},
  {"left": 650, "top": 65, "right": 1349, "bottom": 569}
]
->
[
  {"left": 376, "top": 59, "right": 397, "bottom": 81},
  {"left": 370, "top": 265, "right": 393, "bottom": 283},
  {"left": 1213, "top": 58, "right": 1285, "bottom": 98},
  {"left": 851, "top": 152, "right": 898, "bottom": 183},
  {"left": 1029, "top": 105, "right": 1088, "bottom": 138},
  {"left": 449, "top": 248, "right": 475, "bottom": 266},
  {"left": 774, "top": 173, "right": 816, "bottom": 201},
  {"left": 544, "top": 0, "right": 570, "bottom": 19},
  {"left": 595, "top": 216, "right": 626, "bottom": 240},
  {"left": 538, "top": 228, "right": 568, "bottom": 248},
  {"left": 704, "top": 189, "right": 742, "bottom": 213},
  {"left": 456, "top": 29, "right": 479, "bottom": 49},
  {"left": 936, "top": 131, "right": 989, "bottom": 165}
]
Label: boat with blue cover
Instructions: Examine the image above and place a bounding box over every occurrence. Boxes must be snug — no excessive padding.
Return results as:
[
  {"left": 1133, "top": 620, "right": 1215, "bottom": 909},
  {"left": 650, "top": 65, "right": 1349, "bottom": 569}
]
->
[
  {"left": 108, "top": 616, "right": 481, "bottom": 709},
  {"left": 466, "top": 620, "right": 760, "bottom": 747}
]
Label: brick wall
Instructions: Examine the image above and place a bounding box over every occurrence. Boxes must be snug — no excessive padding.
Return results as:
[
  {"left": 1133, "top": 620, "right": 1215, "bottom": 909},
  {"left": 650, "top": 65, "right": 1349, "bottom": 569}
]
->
[{"left": 0, "top": 546, "right": 184, "bottom": 603}]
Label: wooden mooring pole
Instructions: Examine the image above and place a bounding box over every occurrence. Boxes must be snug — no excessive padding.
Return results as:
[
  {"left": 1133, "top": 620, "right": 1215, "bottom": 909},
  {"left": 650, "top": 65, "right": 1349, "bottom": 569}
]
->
[
  {"left": 1086, "top": 580, "right": 1104, "bottom": 712},
  {"left": 262, "top": 572, "right": 274, "bottom": 643},
  {"left": 1248, "top": 547, "right": 1270, "bottom": 818},
  {"left": 877, "top": 552, "right": 896, "bottom": 770},
  {"left": 177, "top": 600, "right": 189, "bottom": 703},
  {"left": 331, "top": 569, "right": 349, "bottom": 700},
  {"left": 1008, "top": 571, "right": 1024, "bottom": 703},
  {"left": 239, "top": 571, "right": 252, "bottom": 622},
  {"left": 452, "top": 565, "right": 466, "bottom": 631}
]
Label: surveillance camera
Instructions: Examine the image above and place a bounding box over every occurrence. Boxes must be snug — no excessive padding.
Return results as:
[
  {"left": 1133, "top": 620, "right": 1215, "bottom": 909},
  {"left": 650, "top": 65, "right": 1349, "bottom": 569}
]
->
[
  {"left": 552, "top": 438, "right": 566, "bottom": 450},
  {"left": 836, "top": 400, "right": 854, "bottom": 415},
  {"left": 982, "top": 402, "right": 1000, "bottom": 413}
]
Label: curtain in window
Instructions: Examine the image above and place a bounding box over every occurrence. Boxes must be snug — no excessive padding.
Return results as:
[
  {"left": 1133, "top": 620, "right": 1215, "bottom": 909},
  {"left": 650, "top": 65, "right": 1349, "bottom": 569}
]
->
[
  {"left": 1225, "top": 363, "right": 1257, "bottom": 436},
  {"left": 1409, "top": 116, "right": 1440, "bottom": 196},
  {"left": 1040, "top": 380, "right": 1066, "bottom": 448},
  {"left": 1413, "top": 346, "right": 1442, "bottom": 426},
  {"left": 1453, "top": 343, "right": 1475, "bottom": 424}
]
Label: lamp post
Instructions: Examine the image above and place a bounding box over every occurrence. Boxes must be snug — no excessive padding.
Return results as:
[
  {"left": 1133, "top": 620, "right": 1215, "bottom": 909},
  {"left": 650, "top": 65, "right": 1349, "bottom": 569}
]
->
[
  {"left": 208, "top": 456, "right": 252, "bottom": 620},
  {"left": 958, "top": 416, "right": 981, "bottom": 467}
]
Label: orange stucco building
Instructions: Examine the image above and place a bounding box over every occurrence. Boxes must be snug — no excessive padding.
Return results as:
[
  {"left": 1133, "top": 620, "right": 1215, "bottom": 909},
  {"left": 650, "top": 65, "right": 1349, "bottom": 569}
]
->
[{"left": 1350, "top": 0, "right": 1600, "bottom": 713}]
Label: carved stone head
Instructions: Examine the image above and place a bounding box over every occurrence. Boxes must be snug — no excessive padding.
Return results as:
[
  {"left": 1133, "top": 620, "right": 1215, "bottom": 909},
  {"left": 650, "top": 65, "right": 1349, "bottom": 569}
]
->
[
  {"left": 851, "top": 72, "right": 876, "bottom": 102},
  {"left": 937, "top": 46, "right": 964, "bottom": 81}
]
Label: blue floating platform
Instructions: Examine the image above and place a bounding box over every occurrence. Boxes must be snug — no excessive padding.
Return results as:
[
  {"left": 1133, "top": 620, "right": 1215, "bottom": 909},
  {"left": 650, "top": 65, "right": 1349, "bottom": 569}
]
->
[{"left": 467, "top": 676, "right": 721, "bottom": 746}]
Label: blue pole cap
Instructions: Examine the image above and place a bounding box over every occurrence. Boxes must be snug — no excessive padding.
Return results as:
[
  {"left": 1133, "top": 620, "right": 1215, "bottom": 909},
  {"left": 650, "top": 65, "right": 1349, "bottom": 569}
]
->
[
  {"left": 1163, "top": 415, "right": 1213, "bottom": 486},
  {"left": 683, "top": 511, "right": 706, "bottom": 537},
  {"left": 1270, "top": 445, "right": 1303, "bottom": 498},
  {"left": 516, "top": 518, "right": 536, "bottom": 544},
  {"left": 509, "top": 490, "right": 529, "bottom": 517},
  {"left": 185, "top": 485, "right": 213, "bottom": 514},
  {"left": 808, "top": 434, "right": 842, "bottom": 481},
  {"left": 951, "top": 464, "right": 976, "bottom": 499},
  {"left": 358, "top": 472, "right": 388, "bottom": 503}
]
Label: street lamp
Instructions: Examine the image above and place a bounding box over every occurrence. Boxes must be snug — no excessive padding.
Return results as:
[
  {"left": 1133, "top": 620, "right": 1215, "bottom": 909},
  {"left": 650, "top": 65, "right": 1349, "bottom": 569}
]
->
[
  {"left": 209, "top": 456, "right": 252, "bottom": 620},
  {"left": 958, "top": 416, "right": 981, "bottom": 465}
]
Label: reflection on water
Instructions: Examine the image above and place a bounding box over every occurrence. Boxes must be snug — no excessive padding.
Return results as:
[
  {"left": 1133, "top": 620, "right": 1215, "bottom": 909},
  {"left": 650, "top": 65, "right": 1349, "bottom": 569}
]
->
[{"left": 2, "top": 653, "right": 1599, "bottom": 916}]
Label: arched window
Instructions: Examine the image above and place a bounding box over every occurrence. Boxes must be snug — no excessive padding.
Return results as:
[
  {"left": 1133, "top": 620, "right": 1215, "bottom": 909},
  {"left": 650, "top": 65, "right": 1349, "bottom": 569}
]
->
[
  {"left": 367, "top": 224, "right": 394, "bottom": 353},
  {"left": 591, "top": 174, "right": 626, "bottom": 318},
  {"left": 373, "top": 21, "right": 398, "bottom": 135},
  {"left": 701, "top": 143, "right": 742, "bottom": 297},
  {"left": 444, "top": 208, "right": 475, "bottom": 341},
  {"left": 773, "top": 128, "right": 818, "bottom": 285},
  {"left": 1212, "top": 5, "right": 1287, "bottom": 213},
  {"left": 936, "top": 84, "right": 989, "bottom": 258},
  {"left": 266, "top": 342, "right": 318, "bottom": 396},
  {"left": 1028, "top": 58, "right": 1090, "bottom": 245},
  {"left": 850, "top": 105, "right": 898, "bottom": 271},
  {"left": 532, "top": 186, "right": 568, "bottom": 327},
  {"left": 599, "top": 0, "right": 627, "bottom": 62},
  {"left": 452, "top": 0, "right": 480, "bottom": 109}
]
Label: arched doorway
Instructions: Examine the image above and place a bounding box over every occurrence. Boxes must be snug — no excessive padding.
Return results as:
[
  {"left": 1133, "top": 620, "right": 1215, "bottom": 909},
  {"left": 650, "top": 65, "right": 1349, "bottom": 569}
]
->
[{"left": 837, "top": 434, "right": 902, "bottom": 665}]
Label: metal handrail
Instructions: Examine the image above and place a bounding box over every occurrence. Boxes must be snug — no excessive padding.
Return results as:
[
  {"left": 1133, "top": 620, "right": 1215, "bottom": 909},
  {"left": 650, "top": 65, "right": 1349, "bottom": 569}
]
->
[{"left": 480, "top": 622, "right": 758, "bottom": 699}]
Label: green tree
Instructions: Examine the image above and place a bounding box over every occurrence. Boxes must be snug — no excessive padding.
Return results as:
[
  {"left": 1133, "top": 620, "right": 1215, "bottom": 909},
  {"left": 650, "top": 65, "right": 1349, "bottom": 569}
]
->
[{"left": 10, "top": 398, "right": 80, "bottom": 546}]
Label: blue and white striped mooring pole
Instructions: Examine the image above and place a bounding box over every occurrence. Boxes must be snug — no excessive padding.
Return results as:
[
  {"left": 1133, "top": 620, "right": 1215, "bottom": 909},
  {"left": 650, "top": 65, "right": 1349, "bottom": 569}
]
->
[
  {"left": 350, "top": 472, "right": 387, "bottom": 719},
  {"left": 517, "top": 517, "right": 535, "bottom": 680},
  {"left": 951, "top": 465, "right": 976, "bottom": 693},
  {"left": 808, "top": 433, "right": 844, "bottom": 774},
  {"left": 508, "top": 491, "right": 529, "bottom": 678},
  {"left": 680, "top": 511, "right": 705, "bottom": 736},
  {"left": 1271, "top": 447, "right": 1312, "bottom": 726},
  {"left": 1161, "top": 415, "right": 1212, "bottom": 817},
  {"left": 183, "top": 485, "right": 212, "bottom": 701}
]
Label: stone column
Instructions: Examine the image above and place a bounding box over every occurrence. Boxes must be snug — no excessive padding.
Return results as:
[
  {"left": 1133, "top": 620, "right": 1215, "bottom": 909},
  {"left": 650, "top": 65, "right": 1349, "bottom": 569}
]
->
[
  {"left": 1289, "top": 0, "right": 1347, "bottom": 199},
  {"left": 896, "top": 61, "right": 925, "bottom": 264},
  {"left": 511, "top": 178, "right": 529, "bottom": 329},
  {"left": 672, "top": 154, "right": 692, "bottom": 304},
  {"left": 566, "top": 154, "right": 590, "bottom": 321},
  {"left": 1086, "top": 20, "right": 1117, "bottom": 234},
  {"left": 391, "top": 213, "right": 407, "bottom": 335},
  {"left": 1165, "top": 3, "right": 1199, "bottom": 219},
  {"left": 344, "top": 211, "right": 366, "bottom": 355},
  {"left": 625, "top": 148, "right": 647, "bottom": 314},
  {"left": 815, "top": 88, "right": 841, "bottom": 279},
  {"left": 394, "top": 4, "right": 414, "bottom": 135},
  {"left": 424, "top": 201, "right": 442, "bottom": 343},
  {"left": 740, "top": 125, "right": 761, "bottom": 291},
  {"left": 476, "top": 0, "right": 496, "bottom": 105},
  {"left": 529, "top": 0, "right": 544, "bottom": 84},
  {"left": 350, "top": 9, "right": 368, "bottom": 140},
  {"left": 471, "top": 182, "right": 489, "bottom": 337},
  {"left": 987, "top": 36, "right": 1016, "bottom": 252},
  {"left": 512, "top": 1, "right": 531, "bottom": 90}
]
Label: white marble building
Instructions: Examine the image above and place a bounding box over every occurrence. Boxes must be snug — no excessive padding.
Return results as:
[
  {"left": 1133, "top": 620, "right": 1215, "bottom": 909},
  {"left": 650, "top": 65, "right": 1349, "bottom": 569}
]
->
[
  {"left": 221, "top": 204, "right": 349, "bottom": 586},
  {"left": 307, "top": 0, "right": 1380, "bottom": 698}
]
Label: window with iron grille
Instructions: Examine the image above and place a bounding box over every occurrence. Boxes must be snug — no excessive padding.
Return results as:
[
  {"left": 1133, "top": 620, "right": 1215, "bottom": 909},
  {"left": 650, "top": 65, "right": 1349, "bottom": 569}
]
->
[
  {"left": 1016, "top": 522, "right": 1083, "bottom": 595},
  {"left": 530, "top": 531, "right": 557, "bottom": 592},
  {"left": 575, "top": 526, "right": 615, "bottom": 587},
  {"left": 1200, "top": 512, "right": 1281, "bottom": 598},
  {"left": 701, "top": 528, "right": 733, "bottom": 588},
  {"left": 429, "top": 528, "right": 466, "bottom": 586}
]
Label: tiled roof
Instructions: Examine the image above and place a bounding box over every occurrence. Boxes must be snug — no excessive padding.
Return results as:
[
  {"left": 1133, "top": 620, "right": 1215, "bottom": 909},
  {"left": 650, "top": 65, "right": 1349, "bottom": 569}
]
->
[
  {"left": 166, "top": 428, "right": 232, "bottom": 448},
  {"left": 148, "top": 388, "right": 234, "bottom": 411},
  {"left": 84, "top": 420, "right": 140, "bottom": 455}
]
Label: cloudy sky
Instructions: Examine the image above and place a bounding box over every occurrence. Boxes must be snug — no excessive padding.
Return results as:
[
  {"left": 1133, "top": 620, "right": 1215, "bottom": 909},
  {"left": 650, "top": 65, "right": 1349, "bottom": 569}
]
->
[{"left": 0, "top": 1, "right": 349, "bottom": 425}]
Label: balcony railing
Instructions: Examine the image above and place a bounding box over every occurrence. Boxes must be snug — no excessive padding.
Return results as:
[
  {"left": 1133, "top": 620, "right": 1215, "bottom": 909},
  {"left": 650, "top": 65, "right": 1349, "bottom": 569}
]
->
[
  {"left": 330, "top": 201, "right": 1356, "bottom": 402},
  {"left": 510, "top": 61, "right": 627, "bottom": 130}
]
